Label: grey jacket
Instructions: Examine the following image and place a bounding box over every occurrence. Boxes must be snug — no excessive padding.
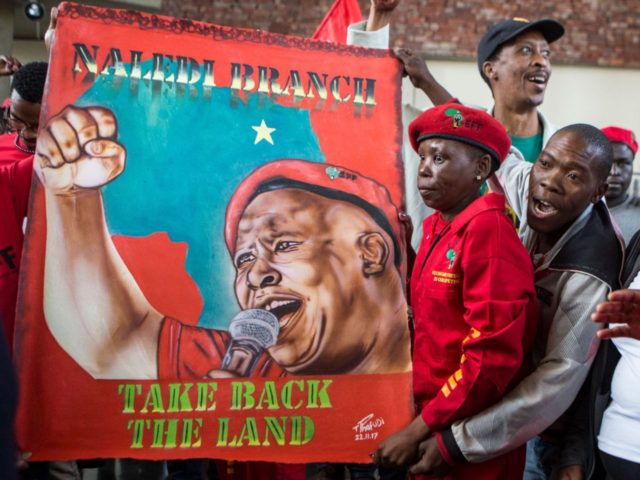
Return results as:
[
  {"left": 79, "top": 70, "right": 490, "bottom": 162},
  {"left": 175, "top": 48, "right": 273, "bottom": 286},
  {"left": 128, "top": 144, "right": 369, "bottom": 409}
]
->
[{"left": 440, "top": 151, "right": 623, "bottom": 464}]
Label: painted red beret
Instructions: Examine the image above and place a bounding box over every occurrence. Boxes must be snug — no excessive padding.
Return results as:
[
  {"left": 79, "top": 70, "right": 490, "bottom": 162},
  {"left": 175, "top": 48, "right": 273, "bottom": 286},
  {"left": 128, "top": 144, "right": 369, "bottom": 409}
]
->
[
  {"left": 409, "top": 102, "right": 511, "bottom": 168},
  {"left": 601, "top": 126, "right": 638, "bottom": 155},
  {"left": 224, "top": 159, "right": 404, "bottom": 270}
]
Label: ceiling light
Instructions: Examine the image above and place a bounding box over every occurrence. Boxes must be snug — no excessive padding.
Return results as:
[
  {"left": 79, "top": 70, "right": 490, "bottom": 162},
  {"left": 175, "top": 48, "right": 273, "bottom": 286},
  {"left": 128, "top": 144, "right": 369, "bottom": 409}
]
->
[{"left": 24, "top": 2, "right": 45, "bottom": 22}]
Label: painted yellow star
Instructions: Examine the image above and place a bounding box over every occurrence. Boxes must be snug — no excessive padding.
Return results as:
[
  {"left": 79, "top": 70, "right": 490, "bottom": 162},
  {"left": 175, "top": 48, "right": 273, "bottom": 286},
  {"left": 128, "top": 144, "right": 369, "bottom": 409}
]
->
[{"left": 252, "top": 120, "right": 276, "bottom": 145}]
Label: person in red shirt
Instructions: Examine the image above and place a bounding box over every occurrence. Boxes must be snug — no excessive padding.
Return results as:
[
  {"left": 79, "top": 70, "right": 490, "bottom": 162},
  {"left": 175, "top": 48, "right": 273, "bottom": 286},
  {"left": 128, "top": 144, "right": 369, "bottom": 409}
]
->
[
  {"left": 0, "top": 61, "right": 47, "bottom": 350},
  {"left": 0, "top": 61, "right": 47, "bottom": 165},
  {"left": 372, "top": 103, "right": 538, "bottom": 480},
  {"left": 0, "top": 158, "right": 32, "bottom": 352}
]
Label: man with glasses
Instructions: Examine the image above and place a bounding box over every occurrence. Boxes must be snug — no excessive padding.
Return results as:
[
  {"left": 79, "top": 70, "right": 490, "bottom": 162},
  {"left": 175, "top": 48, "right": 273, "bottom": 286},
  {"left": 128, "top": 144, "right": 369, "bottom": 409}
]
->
[
  {"left": 1, "top": 60, "right": 48, "bottom": 350},
  {"left": 0, "top": 61, "right": 47, "bottom": 164}
]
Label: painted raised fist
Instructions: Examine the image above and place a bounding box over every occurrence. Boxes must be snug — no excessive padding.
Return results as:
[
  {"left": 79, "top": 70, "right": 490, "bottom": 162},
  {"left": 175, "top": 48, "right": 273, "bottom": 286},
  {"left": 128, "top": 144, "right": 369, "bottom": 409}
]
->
[{"left": 35, "top": 105, "right": 126, "bottom": 193}]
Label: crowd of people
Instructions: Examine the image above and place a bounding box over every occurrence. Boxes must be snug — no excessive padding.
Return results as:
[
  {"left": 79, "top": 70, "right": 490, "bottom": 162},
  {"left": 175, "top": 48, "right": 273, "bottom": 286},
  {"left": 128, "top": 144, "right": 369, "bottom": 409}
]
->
[{"left": 1, "top": 0, "right": 640, "bottom": 479}]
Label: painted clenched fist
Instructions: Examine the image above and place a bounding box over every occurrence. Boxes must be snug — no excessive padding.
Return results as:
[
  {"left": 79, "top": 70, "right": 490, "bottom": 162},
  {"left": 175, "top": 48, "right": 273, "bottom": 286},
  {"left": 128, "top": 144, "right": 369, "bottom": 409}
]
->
[{"left": 35, "top": 105, "right": 125, "bottom": 193}]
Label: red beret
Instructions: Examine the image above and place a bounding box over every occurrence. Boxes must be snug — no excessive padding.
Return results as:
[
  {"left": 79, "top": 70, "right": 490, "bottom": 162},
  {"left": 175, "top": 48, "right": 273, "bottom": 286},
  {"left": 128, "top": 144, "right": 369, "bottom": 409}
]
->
[
  {"left": 224, "top": 159, "right": 404, "bottom": 271},
  {"left": 409, "top": 102, "right": 511, "bottom": 169},
  {"left": 601, "top": 126, "right": 638, "bottom": 155}
]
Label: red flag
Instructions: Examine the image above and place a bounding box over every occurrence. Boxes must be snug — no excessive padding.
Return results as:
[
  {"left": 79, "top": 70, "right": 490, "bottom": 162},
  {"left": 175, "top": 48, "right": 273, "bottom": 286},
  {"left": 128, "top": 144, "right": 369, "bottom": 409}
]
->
[{"left": 312, "top": 0, "right": 363, "bottom": 43}]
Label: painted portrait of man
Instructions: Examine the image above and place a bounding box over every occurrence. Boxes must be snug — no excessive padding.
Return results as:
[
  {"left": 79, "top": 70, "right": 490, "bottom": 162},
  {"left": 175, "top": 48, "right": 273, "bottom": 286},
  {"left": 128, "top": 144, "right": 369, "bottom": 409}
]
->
[{"left": 35, "top": 105, "right": 411, "bottom": 380}]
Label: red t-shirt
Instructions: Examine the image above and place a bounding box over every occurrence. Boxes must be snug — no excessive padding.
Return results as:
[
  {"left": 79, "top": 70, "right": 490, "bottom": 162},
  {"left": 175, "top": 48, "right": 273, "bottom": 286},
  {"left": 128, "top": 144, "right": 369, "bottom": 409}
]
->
[
  {"left": 0, "top": 133, "right": 33, "bottom": 166},
  {"left": 0, "top": 157, "right": 33, "bottom": 351},
  {"left": 157, "top": 317, "right": 285, "bottom": 379}
]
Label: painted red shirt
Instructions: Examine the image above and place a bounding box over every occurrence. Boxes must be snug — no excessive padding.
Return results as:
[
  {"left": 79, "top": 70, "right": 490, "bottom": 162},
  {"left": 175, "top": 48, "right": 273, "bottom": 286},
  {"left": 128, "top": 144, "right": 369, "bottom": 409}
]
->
[
  {"left": 410, "top": 193, "right": 537, "bottom": 432},
  {"left": 157, "top": 317, "right": 285, "bottom": 379},
  {"left": 0, "top": 157, "right": 33, "bottom": 351}
]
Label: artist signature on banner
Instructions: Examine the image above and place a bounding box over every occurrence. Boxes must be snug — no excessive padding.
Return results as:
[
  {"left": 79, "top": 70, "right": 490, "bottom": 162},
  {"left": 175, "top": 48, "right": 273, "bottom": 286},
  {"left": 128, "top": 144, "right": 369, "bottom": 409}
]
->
[{"left": 352, "top": 413, "right": 385, "bottom": 441}]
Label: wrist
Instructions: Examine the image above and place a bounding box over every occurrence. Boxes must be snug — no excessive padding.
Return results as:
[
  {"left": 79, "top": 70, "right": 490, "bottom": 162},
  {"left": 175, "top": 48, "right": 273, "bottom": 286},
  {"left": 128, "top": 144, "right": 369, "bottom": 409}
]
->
[
  {"left": 408, "top": 414, "right": 430, "bottom": 441},
  {"left": 366, "top": 11, "right": 393, "bottom": 32},
  {"left": 415, "top": 72, "right": 435, "bottom": 93}
]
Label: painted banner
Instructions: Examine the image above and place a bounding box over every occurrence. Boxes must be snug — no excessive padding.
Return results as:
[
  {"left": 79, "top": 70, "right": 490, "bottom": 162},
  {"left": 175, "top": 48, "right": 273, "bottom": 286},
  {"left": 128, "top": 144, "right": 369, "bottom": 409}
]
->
[{"left": 15, "top": 1, "right": 413, "bottom": 463}]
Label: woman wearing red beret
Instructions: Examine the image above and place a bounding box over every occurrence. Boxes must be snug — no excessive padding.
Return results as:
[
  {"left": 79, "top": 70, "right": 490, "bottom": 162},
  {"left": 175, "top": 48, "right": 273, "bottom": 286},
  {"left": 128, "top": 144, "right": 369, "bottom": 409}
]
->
[{"left": 372, "top": 103, "right": 538, "bottom": 480}]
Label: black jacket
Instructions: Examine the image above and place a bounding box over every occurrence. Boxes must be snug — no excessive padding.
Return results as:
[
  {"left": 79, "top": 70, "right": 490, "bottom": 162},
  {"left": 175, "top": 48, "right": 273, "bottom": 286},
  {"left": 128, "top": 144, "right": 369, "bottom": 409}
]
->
[{"left": 560, "top": 230, "right": 640, "bottom": 479}]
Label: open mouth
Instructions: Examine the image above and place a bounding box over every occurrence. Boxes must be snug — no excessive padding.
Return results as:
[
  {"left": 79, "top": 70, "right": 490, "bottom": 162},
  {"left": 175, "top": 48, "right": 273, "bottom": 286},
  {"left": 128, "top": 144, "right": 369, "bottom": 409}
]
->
[
  {"left": 526, "top": 72, "right": 549, "bottom": 93},
  {"left": 532, "top": 198, "right": 558, "bottom": 218},
  {"left": 263, "top": 298, "right": 302, "bottom": 329},
  {"left": 526, "top": 75, "right": 547, "bottom": 85}
]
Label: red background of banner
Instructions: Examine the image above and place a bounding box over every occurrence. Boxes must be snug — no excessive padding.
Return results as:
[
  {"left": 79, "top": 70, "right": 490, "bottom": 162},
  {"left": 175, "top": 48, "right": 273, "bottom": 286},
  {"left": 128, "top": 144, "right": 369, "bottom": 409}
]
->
[{"left": 15, "top": 2, "right": 413, "bottom": 463}]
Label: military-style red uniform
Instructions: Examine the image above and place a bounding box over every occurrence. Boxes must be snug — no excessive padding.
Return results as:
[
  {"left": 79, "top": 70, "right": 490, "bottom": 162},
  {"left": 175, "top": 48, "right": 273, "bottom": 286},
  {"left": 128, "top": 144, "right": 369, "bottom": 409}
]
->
[{"left": 410, "top": 192, "right": 537, "bottom": 480}]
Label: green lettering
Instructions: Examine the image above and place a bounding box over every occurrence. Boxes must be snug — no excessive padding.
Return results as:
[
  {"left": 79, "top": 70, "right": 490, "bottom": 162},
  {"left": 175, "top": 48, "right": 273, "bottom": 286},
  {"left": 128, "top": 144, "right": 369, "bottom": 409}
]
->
[
  {"left": 196, "top": 382, "right": 217, "bottom": 411},
  {"left": 151, "top": 419, "right": 177, "bottom": 448},
  {"left": 126, "top": 419, "right": 149, "bottom": 448},
  {"left": 167, "top": 383, "right": 193, "bottom": 413},
  {"left": 307, "top": 380, "right": 333, "bottom": 408},
  {"left": 231, "top": 381, "right": 255, "bottom": 410},
  {"left": 289, "top": 416, "right": 314, "bottom": 445},
  {"left": 281, "top": 380, "right": 304, "bottom": 409},
  {"left": 263, "top": 416, "right": 286, "bottom": 446},
  {"left": 229, "top": 417, "right": 260, "bottom": 447},
  {"left": 118, "top": 384, "right": 141, "bottom": 413},
  {"left": 256, "top": 381, "right": 279, "bottom": 410},
  {"left": 180, "top": 418, "right": 202, "bottom": 448},
  {"left": 141, "top": 384, "right": 165, "bottom": 413},
  {"left": 216, "top": 417, "right": 229, "bottom": 446}
]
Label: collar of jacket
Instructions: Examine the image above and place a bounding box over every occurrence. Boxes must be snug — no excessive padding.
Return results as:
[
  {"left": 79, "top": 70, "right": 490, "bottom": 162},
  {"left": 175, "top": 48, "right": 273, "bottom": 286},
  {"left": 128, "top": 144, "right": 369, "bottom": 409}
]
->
[
  {"left": 549, "top": 201, "right": 624, "bottom": 290},
  {"left": 441, "top": 192, "right": 507, "bottom": 236}
]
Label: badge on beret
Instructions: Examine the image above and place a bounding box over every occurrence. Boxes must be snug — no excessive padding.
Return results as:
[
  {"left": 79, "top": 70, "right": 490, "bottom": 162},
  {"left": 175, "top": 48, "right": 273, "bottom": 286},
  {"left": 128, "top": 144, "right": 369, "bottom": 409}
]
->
[
  {"left": 325, "top": 166, "right": 340, "bottom": 180},
  {"left": 445, "top": 108, "right": 464, "bottom": 128}
]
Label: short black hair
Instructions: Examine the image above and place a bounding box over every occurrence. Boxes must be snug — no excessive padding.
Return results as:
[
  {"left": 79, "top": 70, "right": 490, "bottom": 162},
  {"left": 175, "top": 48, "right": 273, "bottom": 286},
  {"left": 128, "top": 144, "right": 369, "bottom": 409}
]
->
[
  {"left": 10, "top": 61, "right": 48, "bottom": 104},
  {"left": 250, "top": 177, "right": 401, "bottom": 270},
  {"left": 553, "top": 124, "right": 613, "bottom": 181}
]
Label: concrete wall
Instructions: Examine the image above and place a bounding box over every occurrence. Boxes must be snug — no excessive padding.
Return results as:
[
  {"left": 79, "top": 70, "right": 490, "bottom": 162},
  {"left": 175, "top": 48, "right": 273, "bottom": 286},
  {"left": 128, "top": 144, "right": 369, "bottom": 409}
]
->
[
  {"left": 405, "top": 60, "right": 640, "bottom": 136},
  {"left": 403, "top": 59, "right": 640, "bottom": 170}
]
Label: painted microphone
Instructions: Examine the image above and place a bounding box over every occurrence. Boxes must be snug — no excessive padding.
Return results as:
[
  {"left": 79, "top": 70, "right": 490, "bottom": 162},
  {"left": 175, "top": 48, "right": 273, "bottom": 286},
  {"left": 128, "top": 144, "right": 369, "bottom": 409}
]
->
[{"left": 220, "top": 309, "right": 280, "bottom": 377}]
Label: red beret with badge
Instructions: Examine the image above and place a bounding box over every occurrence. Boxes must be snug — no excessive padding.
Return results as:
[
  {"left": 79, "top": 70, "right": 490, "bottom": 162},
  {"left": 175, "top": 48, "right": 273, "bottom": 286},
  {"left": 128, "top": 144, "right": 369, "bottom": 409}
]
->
[
  {"left": 601, "top": 126, "right": 638, "bottom": 155},
  {"left": 408, "top": 102, "right": 512, "bottom": 170},
  {"left": 224, "top": 159, "right": 404, "bottom": 272}
]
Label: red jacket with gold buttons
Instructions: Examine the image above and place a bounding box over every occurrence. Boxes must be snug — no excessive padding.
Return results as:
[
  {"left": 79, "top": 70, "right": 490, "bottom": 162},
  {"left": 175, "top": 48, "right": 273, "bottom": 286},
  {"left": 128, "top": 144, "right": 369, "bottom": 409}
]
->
[{"left": 410, "top": 193, "right": 537, "bottom": 432}]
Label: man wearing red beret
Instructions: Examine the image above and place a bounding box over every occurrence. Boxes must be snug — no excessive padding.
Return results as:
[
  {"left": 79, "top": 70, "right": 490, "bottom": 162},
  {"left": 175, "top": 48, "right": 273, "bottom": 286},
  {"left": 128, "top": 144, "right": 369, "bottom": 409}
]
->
[
  {"left": 372, "top": 103, "right": 538, "bottom": 479},
  {"left": 34, "top": 104, "right": 411, "bottom": 380},
  {"left": 601, "top": 126, "right": 639, "bottom": 244}
]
